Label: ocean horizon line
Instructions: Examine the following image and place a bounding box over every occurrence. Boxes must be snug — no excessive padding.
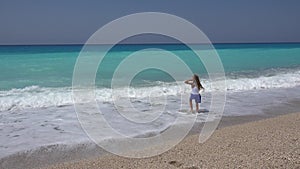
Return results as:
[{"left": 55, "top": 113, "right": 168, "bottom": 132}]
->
[{"left": 1, "top": 41, "right": 300, "bottom": 46}]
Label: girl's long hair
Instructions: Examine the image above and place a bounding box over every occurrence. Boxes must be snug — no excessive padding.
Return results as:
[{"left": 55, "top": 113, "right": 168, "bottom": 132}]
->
[{"left": 194, "top": 74, "right": 204, "bottom": 90}]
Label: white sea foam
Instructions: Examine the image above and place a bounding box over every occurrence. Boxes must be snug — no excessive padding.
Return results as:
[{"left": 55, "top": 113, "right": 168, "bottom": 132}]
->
[
  {"left": 225, "top": 69, "right": 300, "bottom": 91},
  {"left": 1, "top": 81, "right": 300, "bottom": 161},
  {"left": 0, "top": 70, "right": 299, "bottom": 111}
]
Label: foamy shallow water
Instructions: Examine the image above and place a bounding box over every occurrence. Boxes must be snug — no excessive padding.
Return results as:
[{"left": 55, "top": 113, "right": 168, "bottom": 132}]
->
[
  {"left": 1, "top": 86, "right": 300, "bottom": 159},
  {"left": 0, "top": 93, "right": 207, "bottom": 158}
]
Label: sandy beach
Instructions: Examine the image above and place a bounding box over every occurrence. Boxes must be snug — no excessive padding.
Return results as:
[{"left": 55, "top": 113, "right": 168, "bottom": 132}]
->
[{"left": 40, "top": 112, "right": 300, "bottom": 169}]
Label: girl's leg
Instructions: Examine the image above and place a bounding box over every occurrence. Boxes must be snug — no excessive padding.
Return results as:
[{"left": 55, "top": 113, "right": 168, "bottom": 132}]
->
[
  {"left": 195, "top": 101, "right": 199, "bottom": 112},
  {"left": 189, "top": 99, "right": 193, "bottom": 112}
]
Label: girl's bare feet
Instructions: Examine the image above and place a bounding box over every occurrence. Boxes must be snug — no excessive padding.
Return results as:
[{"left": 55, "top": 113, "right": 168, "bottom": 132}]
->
[{"left": 189, "top": 110, "right": 196, "bottom": 113}]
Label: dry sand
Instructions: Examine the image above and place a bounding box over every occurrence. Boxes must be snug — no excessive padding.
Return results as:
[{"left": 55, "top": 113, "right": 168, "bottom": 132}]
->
[{"left": 43, "top": 112, "right": 300, "bottom": 169}]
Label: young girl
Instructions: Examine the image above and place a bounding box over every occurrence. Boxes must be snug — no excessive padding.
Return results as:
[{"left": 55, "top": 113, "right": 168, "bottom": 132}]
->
[{"left": 184, "top": 74, "right": 204, "bottom": 113}]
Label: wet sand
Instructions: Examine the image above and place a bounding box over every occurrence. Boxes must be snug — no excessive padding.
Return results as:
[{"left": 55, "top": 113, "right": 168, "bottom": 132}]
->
[{"left": 43, "top": 112, "right": 300, "bottom": 169}]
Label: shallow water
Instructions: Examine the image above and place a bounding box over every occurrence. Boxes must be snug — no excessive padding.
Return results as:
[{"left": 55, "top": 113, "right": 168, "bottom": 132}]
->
[{"left": 1, "top": 86, "right": 300, "bottom": 159}]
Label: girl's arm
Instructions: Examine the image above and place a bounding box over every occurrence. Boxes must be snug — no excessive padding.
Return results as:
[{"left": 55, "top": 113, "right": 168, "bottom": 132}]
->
[{"left": 184, "top": 79, "right": 193, "bottom": 85}]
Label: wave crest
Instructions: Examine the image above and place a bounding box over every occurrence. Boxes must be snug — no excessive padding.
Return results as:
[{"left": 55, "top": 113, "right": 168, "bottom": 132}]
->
[{"left": 0, "top": 70, "right": 299, "bottom": 111}]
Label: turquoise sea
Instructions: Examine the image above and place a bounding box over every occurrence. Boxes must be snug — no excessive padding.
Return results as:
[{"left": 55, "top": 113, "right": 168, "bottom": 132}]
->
[
  {"left": 1, "top": 43, "right": 300, "bottom": 90},
  {"left": 1, "top": 43, "right": 300, "bottom": 159}
]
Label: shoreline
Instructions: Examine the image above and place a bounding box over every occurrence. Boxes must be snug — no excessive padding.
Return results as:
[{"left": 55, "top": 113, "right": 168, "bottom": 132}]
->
[
  {"left": 43, "top": 112, "right": 300, "bottom": 169},
  {"left": 1, "top": 111, "right": 299, "bottom": 169}
]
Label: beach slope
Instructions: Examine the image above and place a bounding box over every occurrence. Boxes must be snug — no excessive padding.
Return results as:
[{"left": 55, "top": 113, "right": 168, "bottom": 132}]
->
[{"left": 44, "top": 112, "right": 300, "bottom": 169}]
